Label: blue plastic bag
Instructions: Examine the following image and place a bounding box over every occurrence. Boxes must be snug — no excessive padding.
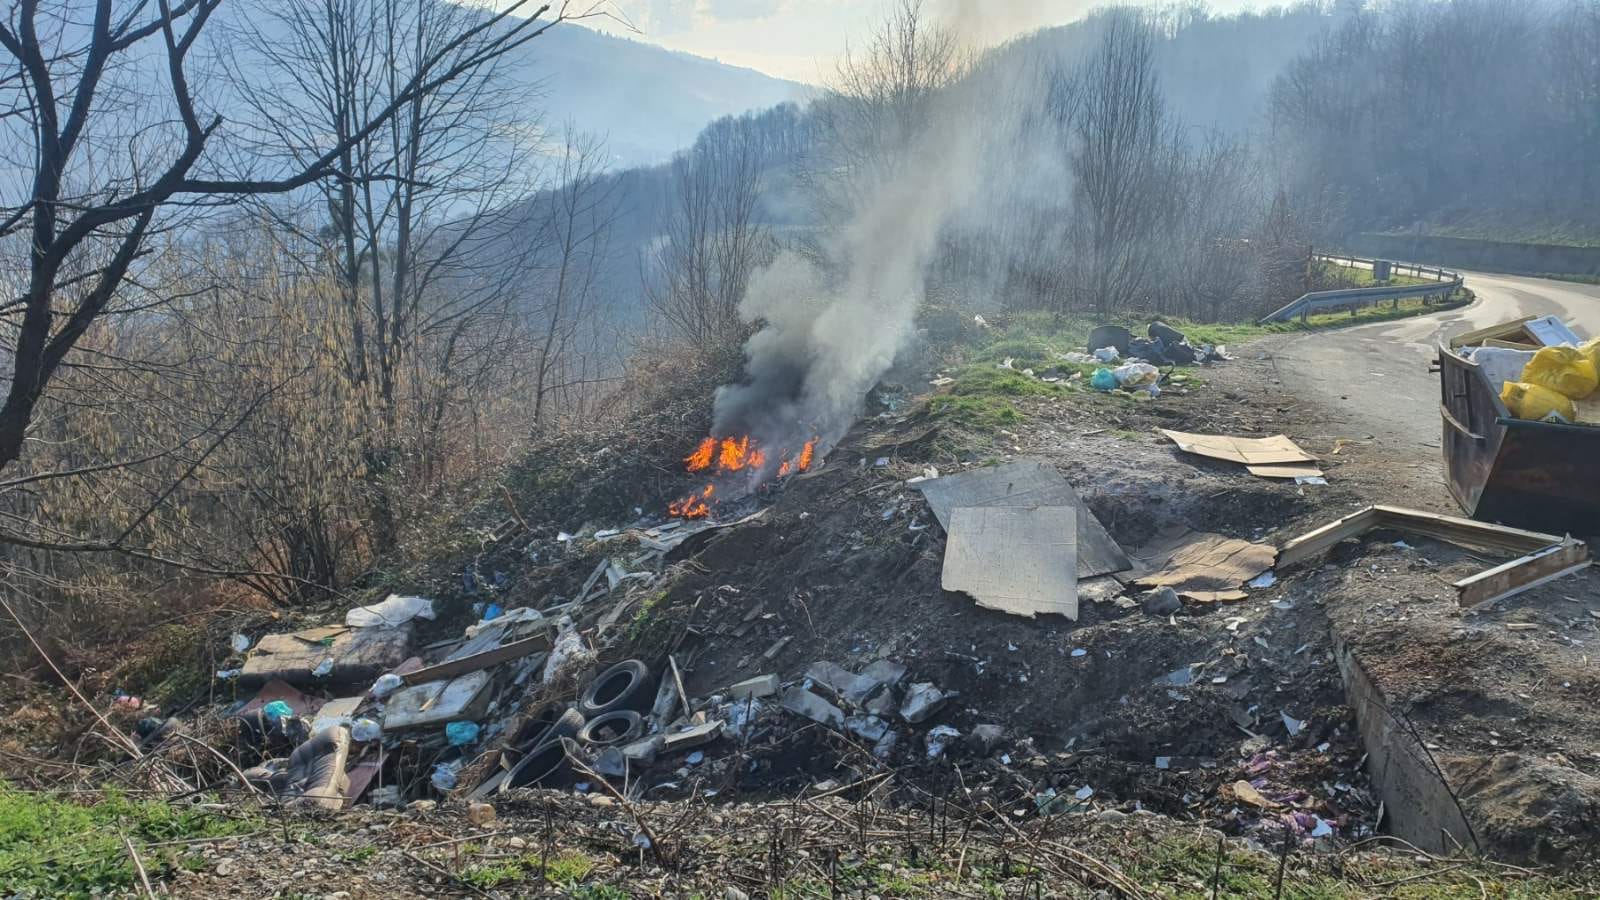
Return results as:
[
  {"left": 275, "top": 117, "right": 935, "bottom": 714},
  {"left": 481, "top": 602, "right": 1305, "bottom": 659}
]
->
[
  {"left": 445, "top": 721, "right": 481, "bottom": 746},
  {"left": 1090, "top": 368, "right": 1118, "bottom": 391},
  {"left": 263, "top": 700, "right": 293, "bottom": 721}
]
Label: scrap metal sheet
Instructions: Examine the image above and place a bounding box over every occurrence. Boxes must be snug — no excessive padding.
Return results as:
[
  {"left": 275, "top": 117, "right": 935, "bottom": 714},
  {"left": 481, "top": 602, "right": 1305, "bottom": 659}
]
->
[
  {"left": 941, "top": 506, "right": 1078, "bottom": 620},
  {"left": 914, "top": 458, "right": 1128, "bottom": 578}
]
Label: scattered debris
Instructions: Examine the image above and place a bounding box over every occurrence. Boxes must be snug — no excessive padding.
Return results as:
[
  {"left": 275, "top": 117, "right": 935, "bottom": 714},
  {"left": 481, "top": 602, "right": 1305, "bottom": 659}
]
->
[{"left": 1132, "top": 526, "right": 1277, "bottom": 603}]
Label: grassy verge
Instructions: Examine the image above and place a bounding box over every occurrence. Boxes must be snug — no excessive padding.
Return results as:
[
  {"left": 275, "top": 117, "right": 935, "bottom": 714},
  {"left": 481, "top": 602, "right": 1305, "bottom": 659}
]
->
[{"left": 0, "top": 785, "right": 258, "bottom": 897}]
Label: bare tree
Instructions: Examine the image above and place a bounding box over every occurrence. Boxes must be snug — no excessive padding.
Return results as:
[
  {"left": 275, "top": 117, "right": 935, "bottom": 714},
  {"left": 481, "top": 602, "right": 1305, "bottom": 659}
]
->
[
  {"left": 645, "top": 113, "right": 777, "bottom": 355},
  {"left": 0, "top": 0, "right": 579, "bottom": 535},
  {"left": 1066, "top": 10, "right": 1171, "bottom": 317},
  {"left": 528, "top": 128, "right": 620, "bottom": 431},
  {"left": 804, "top": 0, "right": 966, "bottom": 225}
]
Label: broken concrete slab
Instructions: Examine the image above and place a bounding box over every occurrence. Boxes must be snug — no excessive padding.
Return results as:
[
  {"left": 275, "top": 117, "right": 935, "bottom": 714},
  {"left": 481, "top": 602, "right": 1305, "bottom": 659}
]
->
[
  {"left": 662, "top": 721, "right": 723, "bottom": 753},
  {"left": 804, "top": 661, "right": 881, "bottom": 707},
  {"left": 622, "top": 735, "right": 662, "bottom": 766},
  {"left": 845, "top": 714, "right": 890, "bottom": 742},
  {"left": 859, "top": 660, "right": 907, "bottom": 687},
  {"left": 942, "top": 506, "right": 1078, "bottom": 620},
  {"left": 240, "top": 625, "right": 412, "bottom": 688},
  {"left": 899, "top": 682, "right": 954, "bottom": 724},
  {"left": 913, "top": 458, "right": 1130, "bottom": 579},
  {"left": 780, "top": 686, "right": 845, "bottom": 728},
  {"left": 725, "top": 673, "right": 780, "bottom": 701}
]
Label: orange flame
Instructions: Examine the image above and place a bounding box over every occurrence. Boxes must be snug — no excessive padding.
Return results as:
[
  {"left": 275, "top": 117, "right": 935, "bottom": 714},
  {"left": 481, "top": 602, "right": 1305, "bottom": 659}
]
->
[
  {"left": 668, "top": 435, "right": 819, "bottom": 518},
  {"left": 685, "top": 437, "right": 715, "bottom": 472},
  {"left": 668, "top": 484, "right": 714, "bottom": 519}
]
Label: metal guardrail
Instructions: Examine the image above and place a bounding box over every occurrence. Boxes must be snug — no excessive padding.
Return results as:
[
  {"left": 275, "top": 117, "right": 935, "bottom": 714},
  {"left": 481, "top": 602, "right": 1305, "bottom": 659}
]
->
[{"left": 1258, "top": 253, "right": 1463, "bottom": 324}]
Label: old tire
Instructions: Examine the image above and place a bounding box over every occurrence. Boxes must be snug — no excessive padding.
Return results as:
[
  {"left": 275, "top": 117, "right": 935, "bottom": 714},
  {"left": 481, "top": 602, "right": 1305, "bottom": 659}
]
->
[
  {"left": 503, "top": 738, "right": 572, "bottom": 790},
  {"left": 577, "top": 660, "right": 653, "bottom": 718},
  {"left": 504, "top": 706, "right": 583, "bottom": 770},
  {"left": 576, "top": 710, "right": 645, "bottom": 748}
]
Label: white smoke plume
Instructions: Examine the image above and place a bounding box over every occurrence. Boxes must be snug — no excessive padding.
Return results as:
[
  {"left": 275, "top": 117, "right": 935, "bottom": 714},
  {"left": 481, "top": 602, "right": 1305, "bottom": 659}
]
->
[{"left": 711, "top": 58, "right": 1009, "bottom": 456}]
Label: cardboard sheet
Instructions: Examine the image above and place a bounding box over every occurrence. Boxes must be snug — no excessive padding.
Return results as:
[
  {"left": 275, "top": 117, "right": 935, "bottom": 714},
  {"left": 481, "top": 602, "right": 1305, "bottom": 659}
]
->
[
  {"left": 1161, "top": 430, "right": 1317, "bottom": 467},
  {"left": 1244, "top": 463, "right": 1325, "bottom": 479},
  {"left": 941, "top": 506, "right": 1078, "bottom": 620},
  {"left": 914, "top": 458, "right": 1129, "bottom": 579},
  {"left": 239, "top": 625, "right": 412, "bottom": 688},
  {"left": 1131, "top": 529, "right": 1276, "bottom": 602}
]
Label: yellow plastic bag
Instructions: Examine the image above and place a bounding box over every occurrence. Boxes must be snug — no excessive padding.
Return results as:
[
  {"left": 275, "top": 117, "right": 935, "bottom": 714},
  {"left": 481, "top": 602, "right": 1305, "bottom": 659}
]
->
[
  {"left": 1519, "top": 345, "right": 1598, "bottom": 399},
  {"left": 1501, "top": 381, "right": 1576, "bottom": 423},
  {"left": 1581, "top": 338, "right": 1600, "bottom": 382}
]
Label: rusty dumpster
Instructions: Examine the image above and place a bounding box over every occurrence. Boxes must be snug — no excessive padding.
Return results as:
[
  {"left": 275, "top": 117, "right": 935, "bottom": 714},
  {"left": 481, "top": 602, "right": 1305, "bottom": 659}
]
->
[{"left": 1438, "top": 342, "right": 1600, "bottom": 535}]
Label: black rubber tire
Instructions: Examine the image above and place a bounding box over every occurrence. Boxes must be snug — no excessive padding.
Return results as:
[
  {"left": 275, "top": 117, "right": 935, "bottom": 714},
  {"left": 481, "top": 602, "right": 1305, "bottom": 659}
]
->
[
  {"left": 504, "top": 706, "right": 583, "bottom": 769},
  {"left": 577, "top": 659, "right": 653, "bottom": 718},
  {"left": 576, "top": 709, "right": 645, "bottom": 748},
  {"left": 503, "top": 738, "right": 571, "bottom": 790}
]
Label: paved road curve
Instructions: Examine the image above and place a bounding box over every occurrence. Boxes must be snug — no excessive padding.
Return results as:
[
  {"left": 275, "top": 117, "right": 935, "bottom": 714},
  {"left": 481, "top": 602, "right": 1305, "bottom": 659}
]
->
[{"left": 1268, "top": 270, "right": 1600, "bottom": 480}]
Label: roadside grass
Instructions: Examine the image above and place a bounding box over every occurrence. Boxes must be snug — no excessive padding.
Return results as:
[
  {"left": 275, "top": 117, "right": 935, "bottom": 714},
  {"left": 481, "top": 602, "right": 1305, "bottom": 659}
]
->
[
  {"left": 462, "top": 848, "right": 599, "bottom": 889},
  {"left": 926, "top": 281, "right": 1469, "bottom": 430},
  {"left": 0, "top": 785, "right": 257, "bottom": 897}
]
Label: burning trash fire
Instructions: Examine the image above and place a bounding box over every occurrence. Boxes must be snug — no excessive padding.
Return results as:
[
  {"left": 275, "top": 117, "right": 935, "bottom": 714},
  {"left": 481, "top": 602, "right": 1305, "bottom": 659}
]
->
[{"left": 669, "top": 435, "right": 817, "bottom": 518}]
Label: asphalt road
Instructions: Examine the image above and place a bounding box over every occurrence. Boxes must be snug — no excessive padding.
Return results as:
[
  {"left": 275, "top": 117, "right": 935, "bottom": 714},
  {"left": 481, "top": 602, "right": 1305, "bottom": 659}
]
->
[{"left": 1268, "top": 269, "right": 1600, "bottom": 474}]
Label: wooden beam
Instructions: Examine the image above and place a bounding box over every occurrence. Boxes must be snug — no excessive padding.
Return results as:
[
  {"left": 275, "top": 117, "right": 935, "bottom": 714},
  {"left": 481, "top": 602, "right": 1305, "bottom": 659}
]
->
[
  {"left": 1371, "top": 505, "right": 1563, "bottom": 555},
  {"left": 401, "top": 633, "right": 551, "bottom": 686},
  {"left": 1278, "top": 507, "right": 1383, "bottom": 568},
  {"left": 1454, "top": 539, "right": 1592, "bottom": 607}
]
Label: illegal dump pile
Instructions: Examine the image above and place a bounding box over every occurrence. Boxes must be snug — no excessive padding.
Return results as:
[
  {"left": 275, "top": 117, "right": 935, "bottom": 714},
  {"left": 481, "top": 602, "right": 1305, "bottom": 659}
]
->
[{"left": 8, "top": 305, "right": 1600, "bottom": 893}]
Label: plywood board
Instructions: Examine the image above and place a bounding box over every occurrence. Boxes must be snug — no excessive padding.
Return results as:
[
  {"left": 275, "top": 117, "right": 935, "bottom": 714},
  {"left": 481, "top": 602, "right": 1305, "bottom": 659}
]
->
[
  {"left": 941, "top": 506, "right": 1078, "bottom": 620},
  {"left": 382, "top": 670, "right": 493, "bottom": 730},
  {"left": 1132, "top": 531, "right": 1277, "bottom": 596},
  {"left": 1160, "top": 430, "right": 1317, "bottom": 467},
  {"left": 914, "top": 458, "right": 1129, "bottom": 578}
]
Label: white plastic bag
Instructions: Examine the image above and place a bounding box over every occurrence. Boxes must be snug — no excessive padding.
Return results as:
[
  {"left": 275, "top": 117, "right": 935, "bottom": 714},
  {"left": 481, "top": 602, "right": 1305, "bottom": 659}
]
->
[
  {"left": 346, "top": 594, "right": 435, "bottom": 627},
  {"left": 1113, "top": 362, "right": 1160, "bottom": 388}
]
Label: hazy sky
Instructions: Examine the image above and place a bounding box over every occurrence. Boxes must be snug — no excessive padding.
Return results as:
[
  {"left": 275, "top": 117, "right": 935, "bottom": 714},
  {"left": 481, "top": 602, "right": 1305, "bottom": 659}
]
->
[{"left": 534, "top": 1, "right": 1258, "bottom": 83}]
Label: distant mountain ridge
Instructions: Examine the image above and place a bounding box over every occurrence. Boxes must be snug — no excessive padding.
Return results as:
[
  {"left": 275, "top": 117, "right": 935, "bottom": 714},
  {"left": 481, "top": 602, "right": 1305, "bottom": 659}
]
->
[{"left": 509, "top": 19, "right": 807, "bottom": 168}]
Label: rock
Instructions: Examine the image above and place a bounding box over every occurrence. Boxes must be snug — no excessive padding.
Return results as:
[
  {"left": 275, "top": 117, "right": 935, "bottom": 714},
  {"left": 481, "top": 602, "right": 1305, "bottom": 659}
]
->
[
  {"left": 725, "top": 889, "right": 750, "bottom": 900},
  {"left": 925, "top": 725, "right": 961, "bottom": 759},
  {"left": 805, "top": 661, "right": 880, "bottom": 707},
  {"left": 467, "top": 802, "right": 496, "bottom": 826},
  {"left": 968, "top": 723, "right": 1005, "bottom": 755},
  {"left": 1142, "top": 587, "right": 1182, "bottom": 616},
  {"left": 214, "top": 858, "right": 237, "bottom": 878},
  {"left": 406, "top": 799, "right": 436, "bottom": 813},
  {"left": 662, "top": 720, "right": 723, "bottom": 753},
  {"left": 507, "top": 837, "right": 528, "bottom": 849},
  {"left": 1097, "top": 809, "right": 1129, "bottom": 824},
  {"left": 594, "top": 747, "right": 628, "bottom": 777},
  {"left": 899, "top": 682, "right": 954, "bottom": 723},
  {"left": 780, "top": 686, "right": 845, "bottom": 728},
  {"left": 873, "top": 730, "right": 899, "bottom": 760},
  {"left": 725, "top": 673, "right": 780, "bottom": 700},
  {"left": 845, "top": 714, "right": 889, "bottom": 742}
]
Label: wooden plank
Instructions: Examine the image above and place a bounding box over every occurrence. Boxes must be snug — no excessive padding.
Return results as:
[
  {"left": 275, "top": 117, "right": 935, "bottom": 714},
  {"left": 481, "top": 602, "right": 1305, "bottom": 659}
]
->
[
  {"left": 1448, "top": 315, "right": 1536, "bottom": 349},
  {"left": 400, "top": 633, "right": 551, "bottom": 686},
  {"left": 1277, "top": 507, "right": 1383, "bottom": 568},
  {"left": 1371, "top": 506, "right": 1562, "bottom": 555},
  {"left": 1454, "top": 540, "right": 1592, "bottom": 607}
]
